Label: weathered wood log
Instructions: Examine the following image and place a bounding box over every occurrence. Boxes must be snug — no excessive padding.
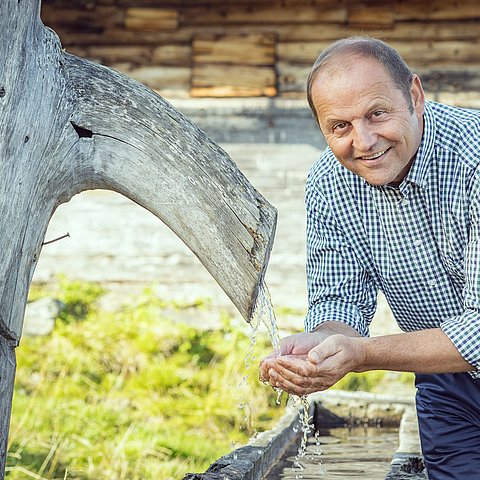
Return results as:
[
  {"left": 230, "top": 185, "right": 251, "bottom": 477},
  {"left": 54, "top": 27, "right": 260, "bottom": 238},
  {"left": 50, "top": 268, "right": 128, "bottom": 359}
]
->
[
  {"left": 278, "top": 39, "right": 480, "bottom": 67},
  {"left": 191, "top": 65, "right": 276, "bottom": 97},
  {"left": 181, "top": 4, "right": 347, "bottom": 25},
  {"left": 0, "top": 0, "right": 277, "bottom": 476},
  {"left": 124, "top": 8, "right": 178, "bottom": 31},
  {"left": 44, "top": 20, "right": 480, "bottom": 48},
  {"left": 347, "top": 5, "right": 395, "bottom": 27},
  {"left": 0, "top": 336, "right": 16, "bottom": 475},
  {"left": 395, "top": 0, "right": 480, "bottom": 21},
  {"left": 193, "top": 34, "right": 275, "bottom": 66},
  {"left": 114, "top": 64, "right": 191, "bottom": 92}
]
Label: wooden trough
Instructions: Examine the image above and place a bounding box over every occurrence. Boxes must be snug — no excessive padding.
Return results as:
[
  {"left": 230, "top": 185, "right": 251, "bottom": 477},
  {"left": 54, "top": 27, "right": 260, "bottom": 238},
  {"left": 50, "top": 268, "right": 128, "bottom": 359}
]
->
[{"left": 183, "top": 391, "right": 428, "bottom": 480}]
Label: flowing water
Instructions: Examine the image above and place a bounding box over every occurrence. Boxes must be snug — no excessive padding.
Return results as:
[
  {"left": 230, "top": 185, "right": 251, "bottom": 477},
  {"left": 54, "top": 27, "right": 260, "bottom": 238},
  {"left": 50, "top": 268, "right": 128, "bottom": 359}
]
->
[
  {"left": 232, "top": 281, "right": 400, "bottom": 479},
  {"left": 250, "top": 281, "right": 323, "bottom": 478},
  {"left": 251, "top": 280, "right": 281, "bottom": 355},
  {"left": 264, "top": 426, "right": 399, "bottom": 479}
]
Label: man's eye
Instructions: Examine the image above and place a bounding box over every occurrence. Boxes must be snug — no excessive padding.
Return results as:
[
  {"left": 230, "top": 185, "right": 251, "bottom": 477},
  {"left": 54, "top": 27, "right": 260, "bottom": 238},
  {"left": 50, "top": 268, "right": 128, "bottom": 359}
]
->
[
  {"left": 333, "top": 122, "right": 348, "bottom": 132},
  {"left": 372, "top": 110, "right": 386, "bottom": 118}
]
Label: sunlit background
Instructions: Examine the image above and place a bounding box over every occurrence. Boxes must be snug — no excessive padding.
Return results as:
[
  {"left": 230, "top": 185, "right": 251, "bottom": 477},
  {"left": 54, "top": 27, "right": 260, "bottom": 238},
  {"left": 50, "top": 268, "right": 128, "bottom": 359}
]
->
[{"left": 7, "top": 1, "right": 480, "bottom": 478}]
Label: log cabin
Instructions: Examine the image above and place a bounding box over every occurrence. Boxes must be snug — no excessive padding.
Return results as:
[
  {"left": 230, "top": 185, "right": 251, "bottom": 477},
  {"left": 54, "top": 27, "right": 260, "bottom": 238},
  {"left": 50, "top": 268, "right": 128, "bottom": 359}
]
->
[{"left": 40, "top": 0, "right": 480, "bottom": 108}]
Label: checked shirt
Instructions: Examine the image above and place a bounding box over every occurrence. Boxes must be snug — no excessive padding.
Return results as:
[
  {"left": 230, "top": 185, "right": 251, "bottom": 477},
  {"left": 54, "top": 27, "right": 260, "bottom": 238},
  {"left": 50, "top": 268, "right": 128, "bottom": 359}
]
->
[{"left": 305, "top": 101, "right": 480, "bottom": 377}]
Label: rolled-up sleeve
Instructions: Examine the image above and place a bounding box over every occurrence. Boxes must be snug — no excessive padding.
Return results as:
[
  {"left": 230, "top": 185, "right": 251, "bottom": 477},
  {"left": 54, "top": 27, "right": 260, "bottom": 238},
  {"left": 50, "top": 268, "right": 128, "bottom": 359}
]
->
[
  {"left": 441, "top": 167, "right": 480, "bottom": 378},
  {"left": 304, "top": 169, "right": 377, "bottom": 336}
]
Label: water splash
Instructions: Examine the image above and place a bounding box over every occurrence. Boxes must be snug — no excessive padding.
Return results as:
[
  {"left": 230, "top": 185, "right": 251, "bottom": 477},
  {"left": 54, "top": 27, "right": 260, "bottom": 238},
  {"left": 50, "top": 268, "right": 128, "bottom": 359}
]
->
[
  {"left": 236, "top": 313, "right": 262, "bottom": 434},
  {"left": 290, "top": 395, "right": 312, "bottom": 474},
  {"left": 251, "top": 280, "right": 323, "bottom": 477}
]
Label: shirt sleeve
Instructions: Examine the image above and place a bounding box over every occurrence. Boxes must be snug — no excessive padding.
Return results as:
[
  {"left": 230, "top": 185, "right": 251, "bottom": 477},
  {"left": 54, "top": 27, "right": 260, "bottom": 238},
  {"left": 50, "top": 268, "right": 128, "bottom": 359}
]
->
[
  {"left": 304, "top": 169, "right": 377, "bottom": 336},
  {"left": 440, "top": 166, "right": 480, "bottom": 377}
]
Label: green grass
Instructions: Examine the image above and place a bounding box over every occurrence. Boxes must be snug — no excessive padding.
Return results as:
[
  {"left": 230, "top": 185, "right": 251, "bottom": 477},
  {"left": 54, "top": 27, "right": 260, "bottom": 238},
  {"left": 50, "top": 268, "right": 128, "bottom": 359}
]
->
[
  {"left": 7, "top": 279, "right": 401, "bottom": 480},
  {"left": 7, "top": 280, "right": 285, "bottom": 480}
]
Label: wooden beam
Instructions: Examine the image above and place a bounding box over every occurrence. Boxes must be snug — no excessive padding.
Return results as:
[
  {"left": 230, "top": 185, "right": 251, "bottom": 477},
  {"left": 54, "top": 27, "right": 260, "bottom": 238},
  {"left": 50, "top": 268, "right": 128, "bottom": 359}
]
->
[
  {"left": 277, "top": 41, "right": 331, "bottom": 65},
  {"left": 45, "top": 20, "right": 480, "bottom": 48},
  {"left": 277, "top": 61, "right": 310, "bottom": 94},
  {"left": 191, "top": 65, "right": 276, "bottom": 97},
  {"left": 123, "top": 65, "right": 191, "bottom": 90},
  {"left": 181, "top": 5, "right": 347, "bottom": 25},
  {"left": 41, "top": 6, "right": 122, "bottom": 31},
  {"left": 390, "top": 40, "right": 480, "bottom": 65},
  {"left": 348, "top": 5, "right": 395, "bottom": 27},
  {"left": 0, "top": 335, "right": 16, "bottom": 478},
  {"left": 395, "top": 0, "right": 480, "bottom": 21},
  {"left": 193, "top": 33, "right": 275, "bottom": 66},
  {"left": 124, "top": 8, "right": 178, "bottom": 31}
]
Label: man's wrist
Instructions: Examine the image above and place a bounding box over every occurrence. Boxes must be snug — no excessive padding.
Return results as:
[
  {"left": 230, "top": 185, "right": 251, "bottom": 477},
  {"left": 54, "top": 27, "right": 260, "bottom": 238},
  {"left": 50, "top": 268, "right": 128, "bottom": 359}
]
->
[{"left": 313, "top": 320, "right": 362, "bottom": 337}]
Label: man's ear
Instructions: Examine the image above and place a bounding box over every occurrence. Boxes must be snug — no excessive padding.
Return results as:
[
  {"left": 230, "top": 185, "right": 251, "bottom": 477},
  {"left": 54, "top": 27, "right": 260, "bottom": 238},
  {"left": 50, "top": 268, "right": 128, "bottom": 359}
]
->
[{"left": 411, "top": 75, "right": 425, "bottom": 116}]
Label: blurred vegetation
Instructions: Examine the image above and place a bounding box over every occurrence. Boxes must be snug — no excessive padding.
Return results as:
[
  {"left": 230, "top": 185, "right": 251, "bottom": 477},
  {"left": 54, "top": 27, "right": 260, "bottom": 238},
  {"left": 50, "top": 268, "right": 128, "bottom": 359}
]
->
[
  {"left": 7, "top": 280, "right": 285, "bottom": 480},
  {"left": 7, "top": 278, "right": 404, "bottom": 480}
]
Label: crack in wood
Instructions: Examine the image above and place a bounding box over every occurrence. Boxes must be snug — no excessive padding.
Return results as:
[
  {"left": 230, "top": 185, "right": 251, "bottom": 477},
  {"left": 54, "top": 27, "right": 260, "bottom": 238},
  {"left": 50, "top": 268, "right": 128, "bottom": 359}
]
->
[{"left": 70, "top": 121, "right": 93, "bottom": 138}]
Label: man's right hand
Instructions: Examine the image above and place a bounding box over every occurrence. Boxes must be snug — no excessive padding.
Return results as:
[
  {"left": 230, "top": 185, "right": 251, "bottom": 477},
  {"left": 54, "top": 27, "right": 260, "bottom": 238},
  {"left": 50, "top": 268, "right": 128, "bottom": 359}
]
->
[{"left": 259, "top": 331, "right": 327, "bottom": 382}]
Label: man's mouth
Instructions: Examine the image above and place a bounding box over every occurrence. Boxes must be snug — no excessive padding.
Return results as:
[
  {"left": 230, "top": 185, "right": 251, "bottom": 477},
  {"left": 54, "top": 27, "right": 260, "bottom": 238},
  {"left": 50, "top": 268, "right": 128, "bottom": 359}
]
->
[{"left": 360, "top": 148, "right": 390, "bottom": 160}]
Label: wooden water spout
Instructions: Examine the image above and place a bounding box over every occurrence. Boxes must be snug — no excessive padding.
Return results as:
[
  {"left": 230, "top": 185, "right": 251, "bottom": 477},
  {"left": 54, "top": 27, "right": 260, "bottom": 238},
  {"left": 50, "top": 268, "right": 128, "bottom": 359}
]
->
[{"left": 0, "top": 1, "right": 277, "bottom": 475}]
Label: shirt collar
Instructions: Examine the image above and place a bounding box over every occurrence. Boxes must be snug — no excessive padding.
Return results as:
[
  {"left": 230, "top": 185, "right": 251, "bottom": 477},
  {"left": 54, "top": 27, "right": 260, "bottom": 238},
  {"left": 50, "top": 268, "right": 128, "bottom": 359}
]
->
[{"left": 402, "top": 101, "right": 436, "bottom": 190}]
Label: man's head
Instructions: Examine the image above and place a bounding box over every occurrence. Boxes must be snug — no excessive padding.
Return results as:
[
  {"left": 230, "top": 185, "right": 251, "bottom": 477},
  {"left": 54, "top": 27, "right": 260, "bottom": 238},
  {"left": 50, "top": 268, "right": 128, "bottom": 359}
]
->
[{"left": 308, "top": 37, "right": 425, "bottom": 186}]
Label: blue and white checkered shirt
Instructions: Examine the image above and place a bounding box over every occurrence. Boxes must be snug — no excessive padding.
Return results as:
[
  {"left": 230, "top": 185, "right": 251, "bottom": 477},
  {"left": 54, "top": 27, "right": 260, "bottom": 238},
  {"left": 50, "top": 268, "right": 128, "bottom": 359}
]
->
[{"left": 305, "top": 101, "right": 480, "bottom": 377}]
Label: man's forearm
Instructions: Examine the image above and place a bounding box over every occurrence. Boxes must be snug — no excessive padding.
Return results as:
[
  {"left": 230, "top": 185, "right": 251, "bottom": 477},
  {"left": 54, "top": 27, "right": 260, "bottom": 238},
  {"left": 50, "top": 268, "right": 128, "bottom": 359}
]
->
[{"left": 356, "top": 328, "right": 474, "bottom": 374}]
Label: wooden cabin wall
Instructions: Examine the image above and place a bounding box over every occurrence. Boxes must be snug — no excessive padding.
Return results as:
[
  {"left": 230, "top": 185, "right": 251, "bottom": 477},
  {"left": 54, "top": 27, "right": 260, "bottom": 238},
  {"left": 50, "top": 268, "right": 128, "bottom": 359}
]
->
[{"left": 41, "top": 0, "right": 480, "bottom": 107}]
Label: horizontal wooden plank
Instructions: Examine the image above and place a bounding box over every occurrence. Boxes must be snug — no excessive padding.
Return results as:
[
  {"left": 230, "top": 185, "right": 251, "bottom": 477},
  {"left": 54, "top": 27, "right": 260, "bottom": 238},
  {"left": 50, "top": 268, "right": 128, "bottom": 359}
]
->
[
  {"left": 41, "top": 6, "right": 122, "bottom": 31},
  {"left": 124, "top": 8, "right": 178, "bottom": 31},
  {"left": 51, "top": 28, "right": 191, "bottom": 46},
  {"left": 112, "top": 64, "right": 191, "bottom": 90},
  {"left": 42, "top": 0, "right": 115, "bottom": 7},
  {"left": 152, "top": 45, "right": 192, "bottom": 66},
  {"left": 390, "top": 40, "right": 480, "bottom": 65},
  {"left": 348, "top": 5, "right": 395, "bottom": 27},
  {"left": 372, "top": 21, "right": 480, "bottom": 42},
  {"left": 193, "top": 34, "right": 275, "bottom": 66},
  {"left": 181, "top": 5, "right": 347, "bottom": 25},
  {"left": 277, "top": 60, "right": 480, "bottom": 96},
  {"left": 191, "top": 85, "right": 277, "bottom": 97},
  {"left": 278, "top": 39, "right": 480, "bottom": 66},
  {"left": 117, "top": 0, "right": 278, "bottom": 4},
  {"left": 395, "top": 0, "right": 480, "bottom": 20},
  {"left": 277, "top": 42, "right": 330, "bottom": 65},
  {"left": 68, "top": 45, "right": 153, "bottom": 64},
  {"left": 67, "top": 44, "right": 191, "bottom": 67},
  {"left": 277, "top": 61, "right": 311, "bottom": 93},
  {"left": 49, "top": 20, "right": 480, "bottom": 49},
  {"left": 191, "top": 64, "right": 276, "bottom": 97}
]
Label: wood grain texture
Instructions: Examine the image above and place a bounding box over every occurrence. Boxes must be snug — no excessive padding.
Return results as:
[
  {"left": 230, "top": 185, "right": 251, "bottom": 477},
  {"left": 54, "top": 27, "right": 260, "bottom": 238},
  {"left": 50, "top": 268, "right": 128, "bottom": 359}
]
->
[
  {"left": 191, "top": 64, "right": 276, "bottom": 97},
  {"left": 0, "top": 1, "right": 277, "bottom": 475},
  {"left": 0, "top": 336, "right": 16, "bottom": 478},
  {"left": 193, "top": 33, "right": 275, "bottom": 66},
  {"left": 124, "top": 8, "right": 178, "bottom": 31}
]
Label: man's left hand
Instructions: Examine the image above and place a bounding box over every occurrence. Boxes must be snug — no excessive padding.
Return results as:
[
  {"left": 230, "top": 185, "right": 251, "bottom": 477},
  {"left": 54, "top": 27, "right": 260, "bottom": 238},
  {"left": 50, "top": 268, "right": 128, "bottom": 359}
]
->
[{"left": 264, "top": 334, "right": 366, "bottom": 395}]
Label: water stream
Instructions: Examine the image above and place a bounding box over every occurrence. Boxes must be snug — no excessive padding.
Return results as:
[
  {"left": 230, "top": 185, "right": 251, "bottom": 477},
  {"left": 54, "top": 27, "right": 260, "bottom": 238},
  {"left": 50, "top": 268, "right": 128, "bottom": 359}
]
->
[
  {"left": 250, "top": 281, "right": 323, "bottom": 478},
  {"left": 264, "top": 426, "right": 399, "bottom": 479}
]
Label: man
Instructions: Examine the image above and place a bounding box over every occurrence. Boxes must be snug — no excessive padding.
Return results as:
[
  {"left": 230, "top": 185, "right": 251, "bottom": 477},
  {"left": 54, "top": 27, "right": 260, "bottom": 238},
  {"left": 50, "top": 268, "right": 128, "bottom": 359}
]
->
[{"left": 260, "top": 37, "right": 480, "bottom": 479}]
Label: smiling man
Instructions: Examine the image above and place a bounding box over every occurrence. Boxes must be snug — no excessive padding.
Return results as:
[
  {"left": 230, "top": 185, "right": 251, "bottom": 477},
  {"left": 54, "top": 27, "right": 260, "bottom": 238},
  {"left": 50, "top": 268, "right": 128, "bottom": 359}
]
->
[{"left": 260, "top": 37, "right": 480, "bottom": 480}]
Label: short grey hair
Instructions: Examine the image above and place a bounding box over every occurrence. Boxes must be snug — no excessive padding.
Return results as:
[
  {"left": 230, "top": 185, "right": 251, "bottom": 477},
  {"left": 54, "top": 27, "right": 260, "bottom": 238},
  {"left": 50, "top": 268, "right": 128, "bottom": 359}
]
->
[{"left": 307, "top": 37, "right": 415, "bottom": 123}]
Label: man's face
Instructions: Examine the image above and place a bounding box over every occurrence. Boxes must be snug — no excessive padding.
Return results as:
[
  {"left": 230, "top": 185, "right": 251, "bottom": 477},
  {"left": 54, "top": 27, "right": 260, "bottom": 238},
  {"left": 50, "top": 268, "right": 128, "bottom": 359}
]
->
[{"left": 311, "top": 56, "right": 425, "bottom": 186}]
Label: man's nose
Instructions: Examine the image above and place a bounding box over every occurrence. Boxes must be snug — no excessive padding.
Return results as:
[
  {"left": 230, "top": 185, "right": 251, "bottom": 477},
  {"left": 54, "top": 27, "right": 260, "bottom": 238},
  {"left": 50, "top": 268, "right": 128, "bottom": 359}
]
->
[{"left": 352, "top": 121, "right": 377, "bottom": 152}]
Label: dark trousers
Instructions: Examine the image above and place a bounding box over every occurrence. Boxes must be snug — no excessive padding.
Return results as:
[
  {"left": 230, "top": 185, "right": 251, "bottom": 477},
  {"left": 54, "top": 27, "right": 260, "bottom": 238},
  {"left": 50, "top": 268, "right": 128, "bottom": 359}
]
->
[{"left": 415, "top": 372, "right": 480, "bottom": 480}]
